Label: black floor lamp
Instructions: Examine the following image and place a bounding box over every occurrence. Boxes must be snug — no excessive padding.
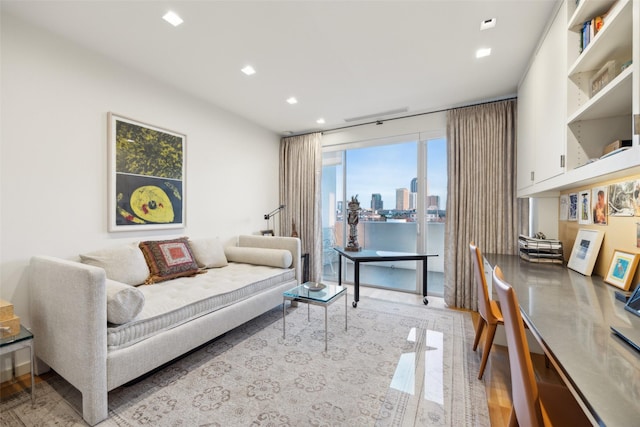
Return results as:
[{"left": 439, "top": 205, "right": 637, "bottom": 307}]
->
[{"left": 262, "top": 205, "right": 285, "bottom": 236}]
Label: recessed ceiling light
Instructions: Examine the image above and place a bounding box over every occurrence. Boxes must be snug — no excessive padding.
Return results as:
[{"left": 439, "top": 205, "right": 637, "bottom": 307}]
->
[
  {"left": 286, "top": 97, "right": 298, "bottom": 105},
  {"left": 480, "top": 18, "right": 496, "bottom": 31},
  {"left": 316, "top": 118, "right": 325, "bottom": 124},
  {"left": 163, "top": 11, "right": 183, "bottom": 27},
  {"left": 241, "top": 65, "right": 256, "bottom": 76},
  {"left": 476, "top": 48, "right": 492, "bottom": 58}
]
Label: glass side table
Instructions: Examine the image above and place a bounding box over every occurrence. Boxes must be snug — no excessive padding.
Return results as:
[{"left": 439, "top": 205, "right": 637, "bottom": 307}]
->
[
  {"left": 283, "top": 282, "right": 347, "bottom": 351},
  {"left": 0, "top": 325, "right": 35, "bottom": 404}
]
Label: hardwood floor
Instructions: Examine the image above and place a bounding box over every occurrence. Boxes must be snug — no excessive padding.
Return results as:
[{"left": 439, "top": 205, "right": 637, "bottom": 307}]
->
[{"left": 0, "top": 286, "right": 564, "bottom": 426}]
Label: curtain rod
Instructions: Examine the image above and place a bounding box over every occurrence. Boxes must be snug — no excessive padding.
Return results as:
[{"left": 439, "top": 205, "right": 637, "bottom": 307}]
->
[{"left": 287, "top": 96, "right": 517, "bottom": 138}]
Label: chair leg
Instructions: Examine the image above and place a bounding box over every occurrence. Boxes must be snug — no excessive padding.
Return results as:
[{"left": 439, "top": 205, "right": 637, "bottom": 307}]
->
[
  {"left": 544, "top": 354, "right": 550, "bottom": 369},
  {"left": 473, "top": 318, "right": 486, "bottom": 351},
  {"left": 478, "top": 322, "right": 498, "bottom": 380},
  {"left": 507, "top": 406, "right": 519, "bottom": 427}
]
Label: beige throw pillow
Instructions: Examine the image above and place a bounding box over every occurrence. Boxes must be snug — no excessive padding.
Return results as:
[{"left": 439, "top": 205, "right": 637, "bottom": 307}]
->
[
  {"left": 189, "top": 237, "right": 228, "bottom": 268},
  {"left": 80, "top": 243, "right": 150, "bottom": 286}
]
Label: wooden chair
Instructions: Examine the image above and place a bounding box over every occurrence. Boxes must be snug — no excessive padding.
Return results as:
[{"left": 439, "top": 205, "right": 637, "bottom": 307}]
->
[
  {"left": 469, "top": 242, "right": 504, "bottom": 379},
  {"left": 493, "top": 266, "right": 591, "bottom": 427}
]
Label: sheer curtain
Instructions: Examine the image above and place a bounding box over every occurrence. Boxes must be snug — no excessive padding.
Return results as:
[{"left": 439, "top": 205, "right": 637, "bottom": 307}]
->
[
  {"left": 279, "top": 132, "right": 322, "bottom": 282},
  {"left": 444, "top": 99, "right": 522, "bottom": 309}
]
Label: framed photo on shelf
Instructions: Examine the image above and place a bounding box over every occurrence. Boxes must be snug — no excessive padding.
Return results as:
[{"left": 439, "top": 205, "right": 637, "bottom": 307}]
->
[
  {"left": 605, "top": 250, "right": 640, "bottom": 290},
  {"left": 592, "top": 186, "right": 608, "bottom": 225},
  {"left": 567, "top": 228, "right": 605, "bottom": 276},
  {"left": 578, "top": 190, "right": 592, "bottom": 224},
  {"left": 608, "top": 181, "right": 635, "bottom": 216},
  {"left": 568, "top": 193, "right": 578, "bottom": 221}
]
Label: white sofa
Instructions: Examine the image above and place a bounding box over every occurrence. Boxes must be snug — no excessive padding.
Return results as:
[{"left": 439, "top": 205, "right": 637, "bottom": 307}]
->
[{"left": 29, "top": 235, "right": 301, "bottom": 426}]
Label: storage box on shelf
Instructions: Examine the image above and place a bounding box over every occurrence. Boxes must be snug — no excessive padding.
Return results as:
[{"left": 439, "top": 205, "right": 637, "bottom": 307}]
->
[{"left": 0, "top": 299, "right": 20, "bottom": 338}]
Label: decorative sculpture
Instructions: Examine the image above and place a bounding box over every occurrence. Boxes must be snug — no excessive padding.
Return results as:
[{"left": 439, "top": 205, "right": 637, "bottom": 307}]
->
[{"left": 345, "top": 195, "right": 361, "bottom": 251}]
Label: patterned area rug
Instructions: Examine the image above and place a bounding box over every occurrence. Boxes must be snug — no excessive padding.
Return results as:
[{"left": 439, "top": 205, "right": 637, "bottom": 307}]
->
[{"left": 1, "top": 296, "right": 489, "bottom": 426}]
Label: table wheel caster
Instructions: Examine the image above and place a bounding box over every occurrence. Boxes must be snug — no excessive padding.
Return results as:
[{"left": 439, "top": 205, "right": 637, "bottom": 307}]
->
[
  {"left": 423, "top": 297, "right": 429, "bottom": 305},
  {"left": 352, "top": 301, "right": 358, "bottom": 308}
]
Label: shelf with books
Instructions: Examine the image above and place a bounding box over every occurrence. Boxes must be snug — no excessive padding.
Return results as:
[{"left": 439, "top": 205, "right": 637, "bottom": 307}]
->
[
  {"left": 517, "top": 0, "right": 638, "bottom": 198},
  {"left": 568, "top": 0, "right": 617, "bottom": 30},
  {"left": 568, "top": 0, "right": 632, "bottom": 76},
  {"left": 564, "top": 0, "right": 635, "bottom": 178}
]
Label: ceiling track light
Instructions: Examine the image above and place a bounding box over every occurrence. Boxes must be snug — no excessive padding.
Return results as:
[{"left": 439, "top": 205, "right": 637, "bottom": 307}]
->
[{"left": 286, "top": 97, "right": 298, "bottom": 105}]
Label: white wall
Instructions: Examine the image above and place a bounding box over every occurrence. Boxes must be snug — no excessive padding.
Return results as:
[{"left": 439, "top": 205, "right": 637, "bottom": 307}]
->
[{"left": 0, "top": 14, "right": 281, "bottom": 330}]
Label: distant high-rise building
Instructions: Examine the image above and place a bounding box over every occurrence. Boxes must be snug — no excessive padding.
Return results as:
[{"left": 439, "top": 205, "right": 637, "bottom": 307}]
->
[
  {"left": 427, "top": 195, "right": 440, "bottom": 210},
  {"left": 409, "top": 192, "right": 417, "bottom": 210},
  {"left": 410, "top": 177, "right": 418, "bottom": 193},
  {"left": 371, "top": 193, "right": 383, "bottom": 211},
  {"left": 396, "top": 188, "right": 409, "bottom": 210}
]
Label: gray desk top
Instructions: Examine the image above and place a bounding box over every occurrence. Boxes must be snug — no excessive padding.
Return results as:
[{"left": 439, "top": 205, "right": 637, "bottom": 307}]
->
[{"left": 484, "top": 254, "right": 640, "bottom": 426}]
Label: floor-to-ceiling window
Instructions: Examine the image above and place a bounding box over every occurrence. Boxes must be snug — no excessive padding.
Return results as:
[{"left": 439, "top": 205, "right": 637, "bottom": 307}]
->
[{"left": 321, "top": 136, "right": 447, "bottom": 297}]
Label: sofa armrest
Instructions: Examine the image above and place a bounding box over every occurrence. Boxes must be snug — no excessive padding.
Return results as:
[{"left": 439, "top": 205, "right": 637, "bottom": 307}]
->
[
  {"left": 237, "top": 235, "right": 302, "bottom": 284},
  {"left": 29, "top": 255, "right": 108, "bottom": 425}
]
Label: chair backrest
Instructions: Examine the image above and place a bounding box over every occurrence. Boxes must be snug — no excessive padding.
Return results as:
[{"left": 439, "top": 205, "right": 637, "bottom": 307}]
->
[
  {"left": 469, "top": 242, "right": 497, "bottom": 323},
  {"left": 493, "top": 266, "right": 544, "bottom": 427}
]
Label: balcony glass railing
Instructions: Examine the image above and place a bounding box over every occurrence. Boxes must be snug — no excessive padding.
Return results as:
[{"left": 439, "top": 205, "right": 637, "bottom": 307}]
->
[{"left": 322, "top": 221, "right": 444, "bottom": 297}]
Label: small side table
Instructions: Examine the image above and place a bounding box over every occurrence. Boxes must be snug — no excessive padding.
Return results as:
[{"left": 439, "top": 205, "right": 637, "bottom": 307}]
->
[
  {"left": 0, "top": 325, "right": 35, "bottom": 404},
  {"left": 283, "top": 282, "right": 347, "bottom": 351}
]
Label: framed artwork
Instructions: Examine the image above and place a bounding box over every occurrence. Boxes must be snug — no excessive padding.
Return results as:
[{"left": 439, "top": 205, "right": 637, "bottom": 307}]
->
[
  {"left": 591, "top": 186, "right": 608, "bottom": 225},
  {"left": 567, "top": 228, "right": 605, "bottom": 276},
  {"left": 108, "top": 113, "right": 186, "bottom": 231},
  {"left": 608, "top": 181, "right": 635, "bottom": 216},
  {"left": 578, "top": 190, "right": 592, "bottom": 224},
  {"left": 568, "top": 193, "right": 578, "bottom": 221},
  {"left": 560, "top": 194, "right": 569, "bottom": 221},
  {"left": 605, "top": 249, "right": 640, "bottom": 290}
]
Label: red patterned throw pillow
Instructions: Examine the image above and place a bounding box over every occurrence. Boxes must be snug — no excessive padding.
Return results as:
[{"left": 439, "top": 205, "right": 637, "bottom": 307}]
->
[{"left": 139, "top": 237, "right": 200, "bottom": 284}]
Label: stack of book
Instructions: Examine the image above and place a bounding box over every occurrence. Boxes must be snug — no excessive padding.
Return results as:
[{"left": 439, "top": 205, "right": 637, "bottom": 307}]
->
[
  {"left": 580, "top": 14, "right": 605, "bottom": 53},
  {"left": 518, "top": 235, "right": 564, "bottom": 264}
]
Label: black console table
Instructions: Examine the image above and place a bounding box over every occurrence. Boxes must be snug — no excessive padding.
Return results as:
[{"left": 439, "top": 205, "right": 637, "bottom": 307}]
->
[{"left": 333, "top": 247, "right": 438, "bottom": 307}]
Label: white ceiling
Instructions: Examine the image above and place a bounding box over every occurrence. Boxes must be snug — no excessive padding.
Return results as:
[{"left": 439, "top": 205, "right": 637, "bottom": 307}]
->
[{"left": 2, "top": 0, "right": 560, "bottom": 136}]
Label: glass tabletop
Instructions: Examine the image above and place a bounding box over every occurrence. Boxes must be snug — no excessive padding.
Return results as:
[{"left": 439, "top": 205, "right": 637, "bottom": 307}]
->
[
  {"left": 284, "top": 282, "right": 346, "bottom": 303},
  {"left": 0, "top": 325, "right": 33, "bottom": 347}
]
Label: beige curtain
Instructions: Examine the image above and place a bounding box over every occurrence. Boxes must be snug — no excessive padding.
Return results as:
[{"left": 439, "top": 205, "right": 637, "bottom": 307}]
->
[
  {"left": 279, "top": 133, "right": 322, "bottom": 282},
  {"left": 444, "top": 99, "right": 522, "bottom": 309}
]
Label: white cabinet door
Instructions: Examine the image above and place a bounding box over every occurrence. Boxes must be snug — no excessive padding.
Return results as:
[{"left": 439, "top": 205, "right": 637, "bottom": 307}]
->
[
  {"left": 517, "top": 66, "right": 537, "bottom": 192},
  {"left": 533, "top": 3, "right": 566, "bottom": 183}
]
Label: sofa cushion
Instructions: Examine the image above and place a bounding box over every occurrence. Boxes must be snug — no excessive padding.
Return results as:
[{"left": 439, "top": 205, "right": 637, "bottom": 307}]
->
[
  {"left": 80, "top": 243, "right": 150, "bottom": 286},
  {"left": 106, "top": 279, "right": 145, "bottom": 324},
  {"left": 139, "top": 237, "right": 200, "bottom": 284},
  {"left": 225, "top": 246, "right": 292, "bottom": 269},
  {"left": 189, "top": 237, "right": 228, "bottom": 269},
  {"left": 106, "top": 263, "right": 296, "bottom": 350}
]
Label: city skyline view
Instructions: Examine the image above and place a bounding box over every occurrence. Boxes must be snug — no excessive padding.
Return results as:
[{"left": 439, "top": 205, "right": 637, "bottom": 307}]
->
[{"left": 343, "top": 139, "right": 447, "bottom": 213}]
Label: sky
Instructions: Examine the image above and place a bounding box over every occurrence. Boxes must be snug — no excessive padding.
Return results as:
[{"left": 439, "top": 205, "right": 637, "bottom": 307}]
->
[{"left": 343, "top": 138, "right": 447, "bottom": 210}]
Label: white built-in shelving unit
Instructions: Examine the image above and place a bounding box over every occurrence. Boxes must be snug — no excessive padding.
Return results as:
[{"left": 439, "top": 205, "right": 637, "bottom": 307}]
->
[{"left": 517, "top": 0, "right": 639, "bottom": 197}]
